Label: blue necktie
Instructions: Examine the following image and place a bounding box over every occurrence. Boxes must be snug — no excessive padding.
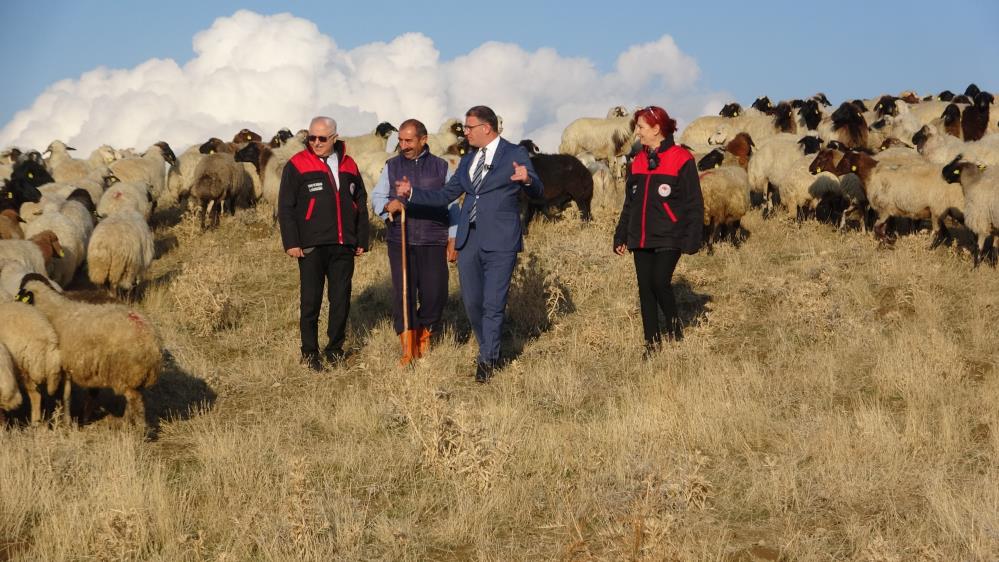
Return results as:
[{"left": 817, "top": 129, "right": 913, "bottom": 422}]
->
[{"left": 468, "top": 147, "right": 487, "bottom": 224}]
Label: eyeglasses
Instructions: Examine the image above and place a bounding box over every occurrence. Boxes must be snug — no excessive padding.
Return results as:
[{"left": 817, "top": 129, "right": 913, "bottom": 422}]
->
[
  {"left": 462, "top": 123, "right": 487, "bottom": 132},
  {"left": 307, "top": 134, "right": 335, "bottom": 143}
]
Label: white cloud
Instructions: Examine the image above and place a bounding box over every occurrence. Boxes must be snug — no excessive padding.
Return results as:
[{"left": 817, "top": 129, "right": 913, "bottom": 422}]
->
[{"left": 0, "top": 9, "right": 724, "bottom": 155}]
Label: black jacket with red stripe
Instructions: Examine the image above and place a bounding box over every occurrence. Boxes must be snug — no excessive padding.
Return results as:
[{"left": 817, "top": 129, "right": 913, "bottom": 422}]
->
[
  {"left": 614, "top": 137, "right": 704, "bottom": 254},
  {"left": 278, "top": 141, "right": 369, "bottom": 251}
]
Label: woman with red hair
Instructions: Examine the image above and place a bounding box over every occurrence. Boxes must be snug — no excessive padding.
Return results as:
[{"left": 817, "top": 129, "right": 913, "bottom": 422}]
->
[{"left": 613, "top": 105, "right": 703, "bottom": 356}]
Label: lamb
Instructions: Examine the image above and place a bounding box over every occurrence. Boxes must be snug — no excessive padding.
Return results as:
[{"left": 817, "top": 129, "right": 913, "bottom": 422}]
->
[
  {"left": 342, "top": 122, "right": 397, "bottom": 156},
  {"left": 0, "top": 301, "right": 62, "bottom": 424},
  {"left": 838, "top": 150, "right": 964, "bottom": 246},
  {"left": 0, "top": 231, "right": 63, "bottom": 282},
  {"left": 190, "top": 152, "right": 253, "bottom": 229},
  {"left": 23, "top": 202, "right": 89, "bottom": 286},
  {"left": 941, "top": 157, "right": 999, "bottom": 267},
  {"left": 696, "top": 164, "right": 750, "bottom": 250},
  {"left": 559, "top": 112, "right": 637, "bottom": 173},
  {"left": 16, "top": 273, "right": 162, "bottom": 428},
  {"left": 108, "top": 141, "right": 177, "bottom": 204},
  {"left": 808, "top": 148, "right": 871, "bottom": 230},
  {"left": 0, "top": 209, "right": 25, "bottom": 239},
  {"left": 86, "top": 209, "right": 155, "bottom": 298},
  {"left": 0, "top": 343, "right": 22, "bottom": 422},
  {"left": 97, "top": 181, "right": 154, "bottom": 220},
  {"left": 426, "top": 119, "right": 466, "bottom": 156},
  {"left": 518, "top": 140, "right": 593, "bottom": 233}
]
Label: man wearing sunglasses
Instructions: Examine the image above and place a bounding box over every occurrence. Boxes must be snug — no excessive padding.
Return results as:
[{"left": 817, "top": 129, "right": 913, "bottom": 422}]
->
[
  {"left": 386, "top": 106, "right": 543, "bottom": 383},
  {"left": 278, "top": 116, "right": 369, "bottom": 371}
]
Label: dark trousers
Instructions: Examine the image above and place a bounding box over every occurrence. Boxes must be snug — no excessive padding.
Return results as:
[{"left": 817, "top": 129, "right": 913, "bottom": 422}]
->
[
  {"left": 457, "top": 225, "right": 518, "bottom": 364},
  {"left": 298, "top": 244, "right": 355, "bottom": 355},
  {"left": 633, "top": 248, "right": 683, "bottom": 344},
  {"left": 387, "top": 242, "right": 449, "bottom": 335}
]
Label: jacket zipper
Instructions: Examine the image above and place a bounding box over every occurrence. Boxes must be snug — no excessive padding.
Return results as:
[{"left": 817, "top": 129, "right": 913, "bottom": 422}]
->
[
  {"left": 640, "top": 174, "right": 652, "bottom": 248},
  {"left": 322, "top": 165, "right": 344, "bottom": 244}
]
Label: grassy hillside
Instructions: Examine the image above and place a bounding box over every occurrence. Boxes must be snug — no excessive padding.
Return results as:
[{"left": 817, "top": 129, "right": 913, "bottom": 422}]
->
[{"left": 1, "top": 199, "right": 996, "bottom": 561}]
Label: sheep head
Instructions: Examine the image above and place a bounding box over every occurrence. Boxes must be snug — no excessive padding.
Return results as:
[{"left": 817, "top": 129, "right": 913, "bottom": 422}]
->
[
  {"left": 719, "top": 103, "right": 742, "bottom": 118},
  {"left": 797, "top": 136, "right": 823, "bottom": 155},
  {"left": 153, "top": 142, "right": 177, "bottom": 165},
  {"left": 375, "top": 122, "right": 398, "bottom": 138},
  {"left": 233, "top": 129, "right": 263, "bottom": 143}
]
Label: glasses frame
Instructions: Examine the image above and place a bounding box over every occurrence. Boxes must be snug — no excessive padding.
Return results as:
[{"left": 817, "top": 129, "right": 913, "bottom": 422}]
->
[
  {"left": 307, "top": 134, "right": 336, "bottom": 143},
  {"left": 462, "top": 123, "right": 488, "bottom": 132}
]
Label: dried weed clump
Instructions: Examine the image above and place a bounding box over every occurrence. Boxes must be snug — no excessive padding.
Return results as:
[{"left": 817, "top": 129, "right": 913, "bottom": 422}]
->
[{"left": 168, "top": 259, "right": 244, "bottom": 336}]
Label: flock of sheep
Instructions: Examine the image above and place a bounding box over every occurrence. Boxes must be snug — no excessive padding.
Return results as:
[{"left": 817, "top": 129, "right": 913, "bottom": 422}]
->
[{"left": 0, "top": 82, "right": 996, "bottom": 427}]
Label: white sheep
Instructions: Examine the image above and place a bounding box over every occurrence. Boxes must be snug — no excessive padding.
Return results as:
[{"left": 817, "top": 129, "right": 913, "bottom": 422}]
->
[
  {"left": 697, "top": 165, "right": 751, "bottom": 249},
  {"left": 0, "top": 301, "right": 62, "bottom": 424},
  {"left": 914, "top": 126, "right": 999, "bottom": 166},
  {"left": 941, "top": 158, "right": 999, "bottom": 266},
  {"left": 0, "top": 231, "right": 63, "bottom": 281},
  {"left": 841, "top": 150, "right": 964, "bottom": 246},
  {"left": 559, "top": 113, "right": 636, "bottom": 172},
  {"left": 16, "top": 273, "right": 162, "bottom": 428},
  {"left": 426, "top": 119, "right": 465, "bottom": 156},
  {"left": 353, "top": 150, "right": 389, "bottom": 196},
  {"left": 0, "top": 259, "right": 37, "bottom": 301},
  {"left": 575, "top": 152, "right": 617, "bottom": 212},
  {"left": 86, "top": 209, "right": 155, "bottom": 298},
  {"left": 746, "top": 133, "right": 822, "bottom": 213},
  {"left": 97, "top": 181, "right": 153, "bottom": 220},
  {"left": 342, "top": 122, "right": 397, "bottom": 157},
  {"left": 108, "top": 141, "right": 176, "bottom": 204},
  {"left": 0, "top": 343, "right": 22, "bottom": 420},
  {"left": 22, "top": 202, "right": 88, "bottom": 287},
  {"left": 44, "top": 140, "right": 94, "bottom": 183}
]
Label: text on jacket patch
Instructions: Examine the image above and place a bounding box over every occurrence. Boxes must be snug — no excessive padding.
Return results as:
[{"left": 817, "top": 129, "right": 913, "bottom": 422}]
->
[{"left": 307, "top": 182, "right": 324, "bottom": 192}]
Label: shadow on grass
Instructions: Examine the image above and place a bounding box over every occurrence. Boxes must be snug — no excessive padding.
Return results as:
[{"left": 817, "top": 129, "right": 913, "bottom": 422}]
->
[{"left": 673, "top": 279, "right": 711, "bottom": 329}]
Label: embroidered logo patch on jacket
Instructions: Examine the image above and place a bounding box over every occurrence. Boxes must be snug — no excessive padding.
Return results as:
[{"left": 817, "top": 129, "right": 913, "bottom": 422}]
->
[{"left": 307, "top": 182, "right": 324, "bottom": 192}]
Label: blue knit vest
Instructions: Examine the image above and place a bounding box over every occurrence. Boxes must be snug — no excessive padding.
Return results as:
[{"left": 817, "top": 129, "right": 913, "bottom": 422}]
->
[{"left": 386, "top": 148, "right": 450, "bottom": 245}]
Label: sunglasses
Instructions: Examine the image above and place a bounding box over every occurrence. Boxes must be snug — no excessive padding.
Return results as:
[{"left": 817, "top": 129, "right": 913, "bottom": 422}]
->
[{"left": 307, "top": 134, "right": 335, "bottom": 143}]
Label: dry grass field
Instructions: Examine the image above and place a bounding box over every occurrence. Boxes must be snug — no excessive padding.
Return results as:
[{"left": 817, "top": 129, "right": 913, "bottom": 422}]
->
[{"left": 1, "top": 194, "right": 997, "bottom": 561}]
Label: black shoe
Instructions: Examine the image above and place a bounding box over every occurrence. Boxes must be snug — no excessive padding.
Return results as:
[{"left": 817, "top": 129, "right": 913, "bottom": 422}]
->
[
  {"left": 323, "top": 347, "right": 346, "bottom": 365},
  {"left": 301, "top": 352, "right": 323, "bottom": 372},
  {"left": 474, "top": 361, "right": 494, "bottom": 384}
]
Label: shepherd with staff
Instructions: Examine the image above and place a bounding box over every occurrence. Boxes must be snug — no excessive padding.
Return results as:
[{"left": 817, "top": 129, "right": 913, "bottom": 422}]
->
[{"left": 371, "top": 118, "right": 459, "bottom": 366}]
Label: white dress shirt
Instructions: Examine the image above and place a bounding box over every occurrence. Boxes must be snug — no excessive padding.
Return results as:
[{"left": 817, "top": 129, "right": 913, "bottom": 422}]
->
[{"left": 468, "top": 135, "right": 502, "bottom": 182}]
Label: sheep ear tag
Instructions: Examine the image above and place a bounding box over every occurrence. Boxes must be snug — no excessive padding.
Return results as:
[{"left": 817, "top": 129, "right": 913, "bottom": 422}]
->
[
  {"left": 245, "top": 135, "right": 252, "bottom": 141},
  {"left": 658, "top": 184, "right": 671, "bottom": 198},
  {"left": 851, "top": 165, "right": 857, "bottom": 172},
  {"left": 27, "top": 172, "right": 33, "bottom": 179},
  {"left": 57, "top": 249, "right": 65, "bottom": 258}
]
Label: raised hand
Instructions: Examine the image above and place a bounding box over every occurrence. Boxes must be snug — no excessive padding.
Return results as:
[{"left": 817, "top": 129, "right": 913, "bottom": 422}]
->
[
  {"left": 394, "top": 175, "right": 412, "bottom": 198},
  {"left": 511, "top": 161, "right": 529, "bottom": 184}
]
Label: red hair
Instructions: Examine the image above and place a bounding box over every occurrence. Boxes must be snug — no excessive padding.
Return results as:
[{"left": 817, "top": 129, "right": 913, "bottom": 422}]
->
[{"left": 634, "top": 105, "right": 677, "bottom": 137}]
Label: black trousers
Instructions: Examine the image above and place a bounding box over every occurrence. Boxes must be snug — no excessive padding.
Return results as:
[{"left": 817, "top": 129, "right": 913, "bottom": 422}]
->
[
  {"left": 298, "top": 244, "right": 355, "bottom": 355},
  {"left": 632, "top": 248, "right": 683, "bottom": 344},
  {"left": 387, "top": 242, "right": 449, "bottom": 335}
]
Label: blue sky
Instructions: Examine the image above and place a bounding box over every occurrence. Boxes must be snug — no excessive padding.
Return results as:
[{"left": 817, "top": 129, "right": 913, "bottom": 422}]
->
[{"left": 2, "top": 1, "right": 997, "bottom": 152}]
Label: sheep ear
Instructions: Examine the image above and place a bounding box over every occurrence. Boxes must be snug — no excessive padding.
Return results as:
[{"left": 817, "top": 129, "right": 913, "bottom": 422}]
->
[{"left": 978, "top": 164, "right": 987, "bottom": 170}]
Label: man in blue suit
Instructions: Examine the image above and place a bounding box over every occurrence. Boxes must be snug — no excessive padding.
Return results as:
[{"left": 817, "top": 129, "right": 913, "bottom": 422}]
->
[{"left": 388, "top": 106, "right": 543, "bottom": 382}]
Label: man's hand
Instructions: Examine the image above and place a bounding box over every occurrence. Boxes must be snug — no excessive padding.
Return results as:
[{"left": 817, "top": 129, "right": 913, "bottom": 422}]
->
[
  {"left": 384, "top": 199, "right": 405, "bottom": 219},
  {"left": 511, "top": 161, "right": 530, "bottom": 184},
  {"left": 394, "top": 175, "right": 412, "bottom": 198},
  {"left": 355, "top": 247, "right": 365, "bottom": 256},
  {"left": 446, "top": 237, "right": 458, "bottom": 263},
  {"left": 287, "top": 247, "right": 305, "bottom": 258},
  {"left": 614, "top": 244, "right": 628, "bottom": 256}
]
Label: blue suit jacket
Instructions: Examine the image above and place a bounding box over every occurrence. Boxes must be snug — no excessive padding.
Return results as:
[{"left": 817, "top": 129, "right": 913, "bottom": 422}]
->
[{"left": 408, "top": 137, "right": 543, "bottom": 252}]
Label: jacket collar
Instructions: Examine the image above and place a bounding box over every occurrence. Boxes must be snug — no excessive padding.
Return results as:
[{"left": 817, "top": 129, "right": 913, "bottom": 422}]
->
[{"left": 307, "top": 139, "right": 346, "bottom": 162}]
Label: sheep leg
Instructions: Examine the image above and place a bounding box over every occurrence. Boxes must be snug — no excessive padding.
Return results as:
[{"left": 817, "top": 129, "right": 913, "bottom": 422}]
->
[
  {"left": 81, "top": 388, "right": 99, "bottom": 425},
  {"left": 929, "top": 214, "right": 950, "bottom": 249},
  {"left": 873, "top": 218, "right": 892, "bottom": 244},
  {"left": 578, "top": 199, "right": 593, "bottom": 222},
  {"left": 211, "top": 198, "right": 223, "bottom": 229},
  {"left": 199, "top": 200, "right": 209, "bottom": 230},
  {"left": 123, "top": 388, "right": 146, "bottom": 428},
  {"left": 62, "top": 377, "right": 74, "bottom": 427},
  {"left": 27, "top": 386, "right": 42, "bottom": 425}
]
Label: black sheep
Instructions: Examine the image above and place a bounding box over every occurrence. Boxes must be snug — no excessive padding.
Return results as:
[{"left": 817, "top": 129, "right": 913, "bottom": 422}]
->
[
  {"left": 517, "top": 140, "right": 593, "bottom": 234},
  {"left": 4, "top": 159, "right": 52, "bottom": 209},
  {"left": 961, "top": 91, "right": 994, "bottom": 141}
]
